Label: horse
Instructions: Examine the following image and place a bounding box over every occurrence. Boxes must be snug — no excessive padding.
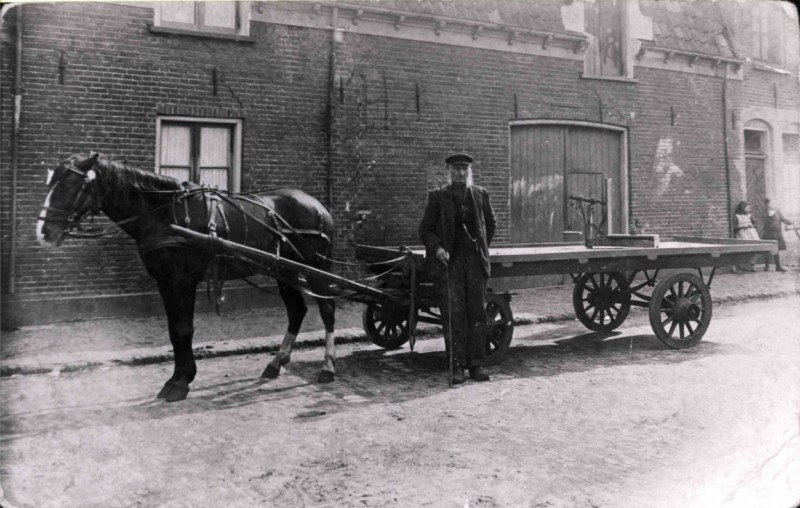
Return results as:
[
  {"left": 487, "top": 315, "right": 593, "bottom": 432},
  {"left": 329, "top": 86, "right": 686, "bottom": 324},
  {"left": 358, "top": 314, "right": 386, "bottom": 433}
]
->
[{"left": 36, "top": 153, "right": 337, "bottom": 402}]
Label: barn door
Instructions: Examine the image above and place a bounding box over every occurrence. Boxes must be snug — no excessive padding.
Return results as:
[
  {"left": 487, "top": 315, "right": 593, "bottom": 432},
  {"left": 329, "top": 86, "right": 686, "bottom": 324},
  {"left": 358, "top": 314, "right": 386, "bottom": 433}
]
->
[
  {"left": 510, "top": 125, "right": 565, "bottom": 243},
  {"left": 510, "top": 124, "right": 624, "bottom": 244}
]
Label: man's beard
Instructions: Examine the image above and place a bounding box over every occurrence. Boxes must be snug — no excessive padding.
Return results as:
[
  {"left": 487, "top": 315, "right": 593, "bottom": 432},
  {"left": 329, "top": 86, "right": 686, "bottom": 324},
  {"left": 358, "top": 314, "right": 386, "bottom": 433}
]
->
[{"left": 448, "top": 171, "right": 473, "bottom": 187}]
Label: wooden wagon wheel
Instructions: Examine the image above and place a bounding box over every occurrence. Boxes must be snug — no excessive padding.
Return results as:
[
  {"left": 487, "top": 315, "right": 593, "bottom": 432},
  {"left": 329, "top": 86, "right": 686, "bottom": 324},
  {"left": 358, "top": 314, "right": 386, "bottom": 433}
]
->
[
  {"left": 483, "top": 292, "right": 514, "bottom": 366},
  {"left": 572, "top": 272, "right": 631, "bottom": 332},
  {"left": 362, "top": 302, "right": 412, "bottom": 349},
  {"left": 648, "top": 272, "right": 712, "bottom": 349}
]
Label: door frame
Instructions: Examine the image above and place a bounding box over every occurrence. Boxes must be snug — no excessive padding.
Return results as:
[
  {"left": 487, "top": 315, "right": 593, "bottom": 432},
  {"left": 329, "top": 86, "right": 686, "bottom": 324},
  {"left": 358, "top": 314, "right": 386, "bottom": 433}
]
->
[{"left": 508, "top": 120, "right": 630, "bottom": 237}]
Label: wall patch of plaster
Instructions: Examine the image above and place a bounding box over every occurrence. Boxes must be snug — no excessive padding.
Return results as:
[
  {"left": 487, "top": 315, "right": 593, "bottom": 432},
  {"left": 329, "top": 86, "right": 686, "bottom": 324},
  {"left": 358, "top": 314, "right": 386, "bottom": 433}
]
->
[{"left": 654, "top": 137, "right": 683, "bottom": 195}]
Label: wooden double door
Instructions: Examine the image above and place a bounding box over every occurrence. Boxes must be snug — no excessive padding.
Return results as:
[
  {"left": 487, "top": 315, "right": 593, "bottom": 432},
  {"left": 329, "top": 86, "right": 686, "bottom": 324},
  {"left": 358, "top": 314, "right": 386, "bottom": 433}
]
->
[{"left": 510, "top": 124, "right": 626, "bottom": 244}]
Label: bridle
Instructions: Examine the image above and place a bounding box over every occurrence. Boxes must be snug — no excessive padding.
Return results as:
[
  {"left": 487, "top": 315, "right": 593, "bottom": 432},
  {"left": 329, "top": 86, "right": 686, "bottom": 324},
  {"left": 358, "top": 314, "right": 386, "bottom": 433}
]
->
[{"left": 38, "top": 160, "right": 103, "bottom": 232}]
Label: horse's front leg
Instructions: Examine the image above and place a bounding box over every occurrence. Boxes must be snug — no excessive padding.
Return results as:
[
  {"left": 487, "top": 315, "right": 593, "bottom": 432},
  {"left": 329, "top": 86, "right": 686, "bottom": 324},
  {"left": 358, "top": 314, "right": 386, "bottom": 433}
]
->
[
  {"left": 262, "top": 281, "right": 307, "bottom": 379},
  {"left": 156, "top": 279, "right": 199, "bottom": 402}
]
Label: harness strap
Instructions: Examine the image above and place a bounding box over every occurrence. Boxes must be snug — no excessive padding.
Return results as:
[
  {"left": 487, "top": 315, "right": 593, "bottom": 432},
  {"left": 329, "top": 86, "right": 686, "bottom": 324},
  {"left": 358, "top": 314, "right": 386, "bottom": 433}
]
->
[
  {"left": 279, "top": 228, "right": 332, "bottom": 243},
  {"left": 220, "top": 194, "right": 307, "bottom": 261},
  {"left": 201, "top": 190, "right": 229, "bottom": 314},
  {"left": 224, "top": 193, "right": 329, "bottom": 257},
  {"left": 216, "top": 202, "right": 230, "bottom": 237},
  {"left": 184, "top": 195, "right": 191, "bottom": 227},
  {"left": 137, "top": 235, "right": 196, "bottom": 254},
  {"left": 205, "top": 189, "right": 218, "bottom": 233}
]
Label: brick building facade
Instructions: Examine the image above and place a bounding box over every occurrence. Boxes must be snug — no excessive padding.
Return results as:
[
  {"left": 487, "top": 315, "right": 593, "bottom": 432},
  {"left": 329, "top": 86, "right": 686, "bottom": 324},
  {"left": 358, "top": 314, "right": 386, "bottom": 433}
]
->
[{"left": 1, "top": 0, "right": 798, "bottom": 328}]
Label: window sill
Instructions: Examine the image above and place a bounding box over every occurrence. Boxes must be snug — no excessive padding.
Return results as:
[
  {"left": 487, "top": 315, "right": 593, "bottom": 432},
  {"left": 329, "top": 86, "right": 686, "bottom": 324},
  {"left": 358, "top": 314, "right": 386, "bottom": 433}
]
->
[
  {"left": 752, "top": 62, "right": 791, "bottom": 75},
  {"left": 580, "top": 73, "right": 638, "bottom": 83},
  {"left": 148, "top": 24, "right": 255, "bottom": 43}
]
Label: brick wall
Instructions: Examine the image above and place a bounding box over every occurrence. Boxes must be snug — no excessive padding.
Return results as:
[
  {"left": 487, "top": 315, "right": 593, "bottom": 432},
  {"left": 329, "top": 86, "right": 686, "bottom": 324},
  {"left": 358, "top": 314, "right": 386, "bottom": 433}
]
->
[
  {"left": 0, "top": 2, "right": 767, "bottom": 325},
  {"left": 329, "top": 33, "right": 734, "bottom": 248},
  {"left": 1, "top": 3, "right": 332, "bottom": 300},
  {"left": 629, "top": 67, "right": 733, "bottom": 237}
]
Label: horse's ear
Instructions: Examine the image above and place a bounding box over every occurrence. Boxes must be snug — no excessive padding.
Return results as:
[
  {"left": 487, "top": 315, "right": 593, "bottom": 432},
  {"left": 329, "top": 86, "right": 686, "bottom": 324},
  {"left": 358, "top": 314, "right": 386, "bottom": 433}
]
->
[{"left": 78, "top": 152, "right": 99, "bottom": 170}]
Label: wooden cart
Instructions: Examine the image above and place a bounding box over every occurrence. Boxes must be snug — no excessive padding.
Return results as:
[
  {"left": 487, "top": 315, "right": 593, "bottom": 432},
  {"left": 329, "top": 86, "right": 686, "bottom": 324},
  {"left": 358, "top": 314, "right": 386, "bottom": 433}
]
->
[
  {"left": 169, "top": 224, "right": 776, "bottom": 364},
  {"left": 355, "top": 236, "right": 777, "bottom": 360}
]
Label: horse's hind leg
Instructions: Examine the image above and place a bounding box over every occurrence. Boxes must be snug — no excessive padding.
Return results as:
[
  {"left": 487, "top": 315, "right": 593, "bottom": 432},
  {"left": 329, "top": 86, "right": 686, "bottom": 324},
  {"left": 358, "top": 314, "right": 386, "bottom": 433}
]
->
[
  {"left": 262, "top": 280, "right": 307, "bottom": 379},
  {"left": 311, "top": 278, "right": 337, "bottom": 384},
  {"left": 156, "top": 279, "right": 199, "bottom": 402}
]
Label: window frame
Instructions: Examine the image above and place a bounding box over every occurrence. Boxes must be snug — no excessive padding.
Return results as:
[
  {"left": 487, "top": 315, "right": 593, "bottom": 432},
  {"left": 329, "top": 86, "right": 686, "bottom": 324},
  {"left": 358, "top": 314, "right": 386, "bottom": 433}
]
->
[
  {"left": 751, "top": 2, "right": 784, "bottom": 65},
  {"left": 153, "top": 1, "right": 251, "bottom": 38},
  {"left": 155, "top": 116, "right": 242, "bottom": 192},
  {"left": 582, "top": 0, "right": 630, "bottom": 80}
]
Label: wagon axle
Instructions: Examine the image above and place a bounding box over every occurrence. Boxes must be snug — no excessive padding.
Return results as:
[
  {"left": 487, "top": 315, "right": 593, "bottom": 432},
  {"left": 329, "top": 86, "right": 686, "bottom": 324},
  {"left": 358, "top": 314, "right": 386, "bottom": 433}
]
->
[{"left": 668, "top": 297, "right": 702, "bottom": 322}]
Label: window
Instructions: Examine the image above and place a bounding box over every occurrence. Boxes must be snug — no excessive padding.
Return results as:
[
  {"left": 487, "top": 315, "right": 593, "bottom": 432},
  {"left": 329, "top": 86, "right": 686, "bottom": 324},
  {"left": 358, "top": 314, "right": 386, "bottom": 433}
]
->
[
  {"left": 784, "top": 132, "right": 800, "bottom": 217},
  {"left": 752, "top": 2, "right": 784, "bottom": 64},
  {"left": 584, "top": 0, "right": 625, "bottom": 78},
  {"left": 745, "top": 130, "right": 767, "bottom": 155},
  {"left": 155, "top": 1, "right": 250, "bottom": 37},
  {"left": 784, "top": 133, "right": 799, "bottom": 162},
  {"left": 156, "top": 118, "right": 242, "bottom": 192}
]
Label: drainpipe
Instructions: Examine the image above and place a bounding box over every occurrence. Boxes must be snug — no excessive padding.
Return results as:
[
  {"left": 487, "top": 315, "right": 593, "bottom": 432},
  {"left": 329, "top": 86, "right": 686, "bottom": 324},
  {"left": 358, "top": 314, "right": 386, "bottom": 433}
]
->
[
  {"left": 4, "top": 4, "right": 23, "bottom": 293},
  {"left": 326, "top": 7, "right": 338, "bottom": 208},
  {"left": 721, "top": 63, "right": 733, "bottom": 238}
]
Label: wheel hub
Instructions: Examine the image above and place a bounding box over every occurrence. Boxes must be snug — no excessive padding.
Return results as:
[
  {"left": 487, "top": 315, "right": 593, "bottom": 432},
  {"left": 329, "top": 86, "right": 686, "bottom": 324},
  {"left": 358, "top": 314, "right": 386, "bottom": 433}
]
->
[
  {"left": 589, "top": 287, "right": 613, "bottom": 309},
  {"left": 673, "top": 298, "right": 700, "bottom": 322}
]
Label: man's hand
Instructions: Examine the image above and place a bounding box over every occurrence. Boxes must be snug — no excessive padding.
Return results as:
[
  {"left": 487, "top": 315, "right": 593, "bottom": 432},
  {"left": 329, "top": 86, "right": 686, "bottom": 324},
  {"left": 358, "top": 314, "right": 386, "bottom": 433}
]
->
[{"left": 435, "top": 246, "right": 449, "bottom": 266}]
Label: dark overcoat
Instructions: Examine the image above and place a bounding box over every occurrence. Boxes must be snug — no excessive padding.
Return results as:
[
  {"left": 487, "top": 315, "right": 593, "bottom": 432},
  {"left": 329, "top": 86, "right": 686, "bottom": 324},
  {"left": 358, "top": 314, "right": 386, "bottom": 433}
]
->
[
  {"left": 419, "top": 184, "right": 497, "bottom": 278},
  {"left": 762, "top": 208, "right": 790, "bottom": 250}
]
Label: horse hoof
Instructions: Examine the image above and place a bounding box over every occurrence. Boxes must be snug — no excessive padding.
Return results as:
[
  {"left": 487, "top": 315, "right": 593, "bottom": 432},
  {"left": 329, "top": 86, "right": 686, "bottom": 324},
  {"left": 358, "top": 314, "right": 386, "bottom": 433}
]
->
[
  {"left": 317, "top": 370, "right": 335, "bottom": 383},
  {"left": 164, "top": 383, "right": 190, "bottom": 402},
  {"left": 261, "top": 364, "right": 281, "bottom": 379},
  {"left": 156, "top": 380, "right": 174, "bottom": 399}
]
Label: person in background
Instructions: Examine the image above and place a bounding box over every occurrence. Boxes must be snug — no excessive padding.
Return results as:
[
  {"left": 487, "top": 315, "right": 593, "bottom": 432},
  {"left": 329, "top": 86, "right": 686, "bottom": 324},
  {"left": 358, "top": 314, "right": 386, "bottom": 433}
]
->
[
  {"left": 761, "top": 198, "right": 793, "bottom": 272},
  {"left": 733, "top": 200, "right": 758, "bottom": 272},
  {"left": 419, "top": 152, "right": 496, "bottom": 384}
]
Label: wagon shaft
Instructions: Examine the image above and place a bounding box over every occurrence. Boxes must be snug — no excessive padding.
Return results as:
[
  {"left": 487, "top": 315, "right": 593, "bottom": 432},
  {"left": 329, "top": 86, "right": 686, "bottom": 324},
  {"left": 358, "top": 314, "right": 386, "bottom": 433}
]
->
[{"left": 169, "top": 225, "right": 406, "bottom": 305}]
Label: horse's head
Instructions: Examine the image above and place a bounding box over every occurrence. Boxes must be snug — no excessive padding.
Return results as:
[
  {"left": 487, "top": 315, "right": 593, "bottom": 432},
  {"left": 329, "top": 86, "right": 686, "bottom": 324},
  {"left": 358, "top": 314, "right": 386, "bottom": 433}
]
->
[{"left": 36, "top": 153, "right": 102, "bottom": 247}]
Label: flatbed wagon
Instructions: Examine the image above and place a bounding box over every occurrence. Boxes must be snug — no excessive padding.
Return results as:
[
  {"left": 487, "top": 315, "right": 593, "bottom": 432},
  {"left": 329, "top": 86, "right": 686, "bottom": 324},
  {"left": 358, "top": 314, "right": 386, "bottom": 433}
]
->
[
  {"left": 354, "top": 236, "right": 777, "bottom": 361},
  {"left": 170, "top": 224, "right": 776, "bottom": 365}
]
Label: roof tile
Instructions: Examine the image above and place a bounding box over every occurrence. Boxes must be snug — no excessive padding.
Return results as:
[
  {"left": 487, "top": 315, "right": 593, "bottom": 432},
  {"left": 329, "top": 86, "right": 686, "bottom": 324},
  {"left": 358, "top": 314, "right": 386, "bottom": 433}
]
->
[{"left": 326, "top": 0, "right": 735, "bottom": 57}]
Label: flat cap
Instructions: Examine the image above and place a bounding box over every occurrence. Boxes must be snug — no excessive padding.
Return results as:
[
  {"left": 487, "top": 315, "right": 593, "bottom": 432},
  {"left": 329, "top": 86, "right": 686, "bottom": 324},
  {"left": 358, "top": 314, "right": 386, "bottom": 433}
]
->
[{"left": 445, "top": 152, "right": 473, "bottom": 165}]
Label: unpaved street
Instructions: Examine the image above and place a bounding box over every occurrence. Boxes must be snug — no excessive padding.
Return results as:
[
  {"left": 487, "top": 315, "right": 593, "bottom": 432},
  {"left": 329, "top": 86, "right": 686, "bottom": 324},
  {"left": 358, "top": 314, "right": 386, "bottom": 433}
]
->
[{"left": 2, "top": 297, "right": 799, "bottom": 508}]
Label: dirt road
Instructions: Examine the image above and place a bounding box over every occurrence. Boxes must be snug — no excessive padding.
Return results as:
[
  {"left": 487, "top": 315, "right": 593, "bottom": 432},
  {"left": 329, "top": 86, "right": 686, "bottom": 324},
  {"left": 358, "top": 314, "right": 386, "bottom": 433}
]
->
[{"left": 2, "top": 297, "right": 799, "bottom": 507}]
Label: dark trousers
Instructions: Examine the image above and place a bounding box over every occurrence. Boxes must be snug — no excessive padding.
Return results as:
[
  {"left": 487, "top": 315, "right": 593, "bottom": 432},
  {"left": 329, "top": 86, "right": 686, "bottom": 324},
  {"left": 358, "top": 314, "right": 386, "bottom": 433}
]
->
[
  {"left": 765, "top": 253, "right": 782, "bottom": 269},
  {"left": 437, "top": 249, "right": 487, "bottom": 368}
]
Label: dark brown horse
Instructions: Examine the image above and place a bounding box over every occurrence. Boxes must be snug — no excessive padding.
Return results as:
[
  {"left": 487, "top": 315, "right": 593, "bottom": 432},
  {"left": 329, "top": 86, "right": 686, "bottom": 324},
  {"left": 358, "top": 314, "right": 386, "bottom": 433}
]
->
[{"left": 37, "top": 153, "right": 337, "bottom": 401}]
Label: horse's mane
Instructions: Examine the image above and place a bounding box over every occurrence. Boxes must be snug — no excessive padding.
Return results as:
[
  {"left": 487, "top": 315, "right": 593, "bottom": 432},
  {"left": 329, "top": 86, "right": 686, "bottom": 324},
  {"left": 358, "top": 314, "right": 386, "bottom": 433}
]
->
[{"left": 93, "top": 155, "right": 183, "bottom": 194}]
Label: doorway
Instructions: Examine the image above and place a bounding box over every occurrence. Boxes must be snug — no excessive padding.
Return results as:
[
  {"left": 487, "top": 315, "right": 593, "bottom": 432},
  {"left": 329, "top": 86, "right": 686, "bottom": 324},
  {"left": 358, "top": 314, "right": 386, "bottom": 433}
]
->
[{"left": 744, "top": 128, "right": 768, "bottom": 236}]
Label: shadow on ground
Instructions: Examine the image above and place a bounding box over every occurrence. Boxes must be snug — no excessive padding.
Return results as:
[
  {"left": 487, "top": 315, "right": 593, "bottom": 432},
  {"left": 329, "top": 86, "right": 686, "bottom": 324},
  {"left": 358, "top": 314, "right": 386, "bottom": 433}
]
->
[{"left": 1, "top": 331, "right": 730, "bottom": 442}]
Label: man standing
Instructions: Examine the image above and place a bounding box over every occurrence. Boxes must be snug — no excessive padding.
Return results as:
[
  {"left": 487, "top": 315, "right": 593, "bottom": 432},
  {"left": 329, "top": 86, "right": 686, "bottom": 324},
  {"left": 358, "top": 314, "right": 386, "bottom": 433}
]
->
[
  {"left": 419, "top": 153, "right": 497, "bottom": 384},
  {"left": 762, "top": 198, "right": 793, "bottom": 272}
]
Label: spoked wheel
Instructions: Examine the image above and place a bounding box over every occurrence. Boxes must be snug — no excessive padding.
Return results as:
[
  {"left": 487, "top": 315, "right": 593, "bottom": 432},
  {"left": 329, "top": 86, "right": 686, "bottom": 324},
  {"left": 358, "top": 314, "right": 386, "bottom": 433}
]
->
[
  {"left": 648, "top": 273, "right": 712, "bottom": 349},
  {"left": 483, "top": 292, "right": 514, "bottom": 366},
  {"left": 572, "top": 272, "right": 631, "bottom": 332},
  {"left": 362, "top": 302, "right": 412, "bottom": 349}
]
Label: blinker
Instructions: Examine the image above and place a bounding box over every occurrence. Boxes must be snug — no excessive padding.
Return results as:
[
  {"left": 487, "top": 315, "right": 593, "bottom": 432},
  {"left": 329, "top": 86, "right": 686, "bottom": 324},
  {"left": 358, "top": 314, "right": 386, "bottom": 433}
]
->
[{"left": 86, "top": 169, "right": 96, "bottom": 181}]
